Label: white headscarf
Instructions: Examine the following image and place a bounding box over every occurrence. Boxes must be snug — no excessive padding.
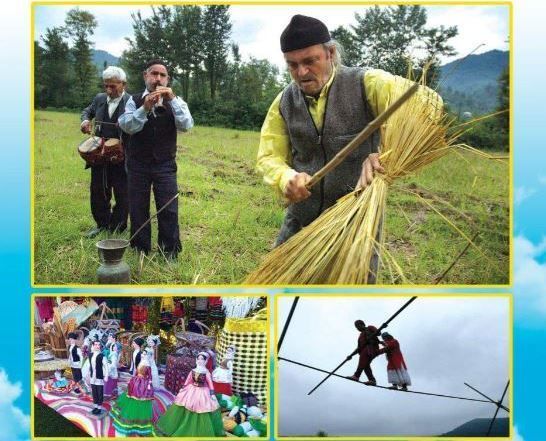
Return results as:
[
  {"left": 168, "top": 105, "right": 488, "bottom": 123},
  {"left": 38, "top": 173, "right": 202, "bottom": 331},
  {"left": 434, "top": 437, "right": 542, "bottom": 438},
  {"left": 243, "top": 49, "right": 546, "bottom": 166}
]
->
[
  {"left": 225, "top": 346, "right": 236, "bottom": 360},
  {"left": 146, "top": 334, "right": 161, "bottom": 347},
  {"left": 193, "top": 352, "right": 209, "bottom": 374},
  {"left": 139, "top": 348, "right": 152, "bottom": 367}
]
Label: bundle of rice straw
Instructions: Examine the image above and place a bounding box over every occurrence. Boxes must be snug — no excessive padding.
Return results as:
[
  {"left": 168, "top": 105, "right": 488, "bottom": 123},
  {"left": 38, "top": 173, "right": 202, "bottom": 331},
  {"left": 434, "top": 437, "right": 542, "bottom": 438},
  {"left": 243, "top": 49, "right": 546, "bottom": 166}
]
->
[{"left": 245, "top": 76, "right": 457, "bottom": 285}]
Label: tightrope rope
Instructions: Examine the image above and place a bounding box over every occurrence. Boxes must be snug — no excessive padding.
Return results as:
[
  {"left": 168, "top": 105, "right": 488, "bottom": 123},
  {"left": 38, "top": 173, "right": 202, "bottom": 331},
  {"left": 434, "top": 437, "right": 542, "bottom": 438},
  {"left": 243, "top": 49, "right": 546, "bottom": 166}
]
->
[{"left": 279, "top": 356, "right": 508, "bottom": 407}]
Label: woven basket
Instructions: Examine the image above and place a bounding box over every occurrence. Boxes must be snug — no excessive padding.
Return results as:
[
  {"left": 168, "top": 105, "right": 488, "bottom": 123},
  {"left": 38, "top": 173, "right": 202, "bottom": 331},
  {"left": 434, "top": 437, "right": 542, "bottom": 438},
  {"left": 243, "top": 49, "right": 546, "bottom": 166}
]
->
[
  {"left": 174, "top": 318, "right": 215, "bottom": 349},
  {"left": 92, "top": 302, "right": 121, "bottom": 334},
  {"left": 216, "top": 309, "right": 268, "bottom": 406}
]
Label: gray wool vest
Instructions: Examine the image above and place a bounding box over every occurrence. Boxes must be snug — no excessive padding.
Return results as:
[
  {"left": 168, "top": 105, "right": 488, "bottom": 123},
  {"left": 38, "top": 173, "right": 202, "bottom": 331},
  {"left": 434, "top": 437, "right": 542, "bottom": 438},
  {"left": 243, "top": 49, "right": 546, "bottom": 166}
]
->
[{"left": 276, "top": 66, "right": 379, "bottom": 244}]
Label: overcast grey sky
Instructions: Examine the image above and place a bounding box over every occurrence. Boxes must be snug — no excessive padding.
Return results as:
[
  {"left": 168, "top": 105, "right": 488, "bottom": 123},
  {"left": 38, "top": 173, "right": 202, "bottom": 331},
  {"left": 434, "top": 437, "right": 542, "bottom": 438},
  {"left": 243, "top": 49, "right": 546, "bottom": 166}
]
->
[
  {"left": 277, "top": 296, "right": 510, "bottom": 437},
  {"left": 35, "top": 4, "right": 509, "bottom": 71}
]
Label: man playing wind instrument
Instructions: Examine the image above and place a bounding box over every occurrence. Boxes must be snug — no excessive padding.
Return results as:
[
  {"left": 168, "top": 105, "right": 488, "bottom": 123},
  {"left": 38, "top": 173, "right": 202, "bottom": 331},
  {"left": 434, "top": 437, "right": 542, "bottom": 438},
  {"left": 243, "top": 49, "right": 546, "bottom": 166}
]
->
[
  {"left": 256, "top": 15, "right": 442, "bottom": 282},
  {"left": 119, "top": 59, "right": 193, "bottom": 260}
]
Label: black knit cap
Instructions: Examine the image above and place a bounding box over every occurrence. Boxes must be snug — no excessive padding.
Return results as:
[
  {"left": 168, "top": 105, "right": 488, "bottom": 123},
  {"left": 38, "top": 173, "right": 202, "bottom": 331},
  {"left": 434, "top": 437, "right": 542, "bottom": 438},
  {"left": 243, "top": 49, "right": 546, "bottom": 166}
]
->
[
  {"left": 280, "top": 14, "right": 331, "bottom": 53},
  {"left": 145, "top": 59, "right": 169, "bottom": 72}
]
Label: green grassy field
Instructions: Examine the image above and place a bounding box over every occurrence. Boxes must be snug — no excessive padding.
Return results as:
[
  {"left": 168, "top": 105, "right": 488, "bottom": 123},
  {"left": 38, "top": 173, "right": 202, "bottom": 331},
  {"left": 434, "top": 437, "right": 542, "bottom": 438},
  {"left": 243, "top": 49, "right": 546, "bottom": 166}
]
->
[{"left": 33, "top": 110, "right": 509, "bottom": 285}]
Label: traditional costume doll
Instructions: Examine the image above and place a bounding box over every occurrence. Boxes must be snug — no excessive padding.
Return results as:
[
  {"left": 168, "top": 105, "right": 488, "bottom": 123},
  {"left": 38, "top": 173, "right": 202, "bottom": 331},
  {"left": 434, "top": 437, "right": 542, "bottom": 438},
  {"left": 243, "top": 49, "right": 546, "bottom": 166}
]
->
[
  {"left": 110, "top": 348, "right": 155, "bottom": 436},
  {"left": 232, "top": 406, "right": 267, "bottom": 438},
  {"left": 146, "top": 334, "right": 161, "bottom": 389},
  {"left": 103, "top": 332, "right": 116, "bottom": 357},
  {"left": 379, "top": 332, "right": 411, "bottom": 391},
  {"left": 52, "top": 370, "right": 70, "bottom": 388},
  {"left": 153, "top": 352, "right": 225, "bottom": 437},
  {"left": 87, "top": 339, "right": 109, "bottom": 415},
  {"left": 42, "top": 370, "right": 78, "bottom": 395},
  {"left": 104, "top": 341, "right": 121, "bottom": 397},
  {"left": 81, "top": 329, "right": 104, "bottom": 383},
  {"left": 67, "top": 332, "right": 83, "bottom": 384},
  {"left": 221, "top": 398, "right": 266, "bottom": 437},
  {"left": 213, "top": 346, "right": 236, "bottom": 395},
  {"left": 130, "top": 337, "right": 144, "bottom": 375}
]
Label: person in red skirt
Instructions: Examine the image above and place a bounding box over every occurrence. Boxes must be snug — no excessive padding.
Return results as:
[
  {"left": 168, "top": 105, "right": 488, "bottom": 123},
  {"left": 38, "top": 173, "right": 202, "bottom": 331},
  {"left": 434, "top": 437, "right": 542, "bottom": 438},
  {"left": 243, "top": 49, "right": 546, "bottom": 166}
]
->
[
  {"left": 378, "top": 332, "right": 411, "bottom": 391},
  {"left": 346, "top": 320, "right": 380, "bottom": 385}
]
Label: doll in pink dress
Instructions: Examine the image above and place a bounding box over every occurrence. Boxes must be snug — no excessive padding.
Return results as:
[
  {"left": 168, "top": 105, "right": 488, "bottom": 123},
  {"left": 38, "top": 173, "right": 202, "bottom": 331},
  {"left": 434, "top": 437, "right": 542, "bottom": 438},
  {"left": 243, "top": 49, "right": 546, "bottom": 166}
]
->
[{"left": 154, "top": 352, "right": 225, "bottom": 437}]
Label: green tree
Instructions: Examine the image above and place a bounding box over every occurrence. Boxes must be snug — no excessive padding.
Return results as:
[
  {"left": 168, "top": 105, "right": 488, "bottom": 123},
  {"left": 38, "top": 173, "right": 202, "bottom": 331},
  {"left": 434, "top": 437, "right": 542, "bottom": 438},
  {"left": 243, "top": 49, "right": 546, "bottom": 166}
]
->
[
  {"left": 120, "top": 5, "right": 282, "bottom": 130},
  {"left": 219, "top": 43, "right": 242, "bottom": 103},
  {"left": 64, "top": 8, "right": 98, "bottom": 107},
  {"left": 330, "top": 26, "right": 361, "bottom": 67},
  {"left": 202, "top": 5, "right": 232, "bottom": 99},
  {"left": 170, "top": 6, "right": 205, "bottom": 100},
  {"left": 340, "top": 6, "right": 457, "bottom": 82},
  {"left": 38, "top": 27, "right": 72, "bottom": 108},
  {"left": 456, "top": 68, "right": 510, "bottom": 152},
  {"left": 34, "top": 40, "right": 46, "bottom": 108},
  {"left": 492, "top": 67, "right": 510, "bottom": 152},
  {"left": 417, "top": 25, "right": 458, "bottom": 87},
  {"left": 146, "top": 298, "right": 161, "bottom": 335},
  {"left": 121, "top": 7, "right": 173, "bottom": 92},
  {"left": 496, "top": 67, "right": 509, "bottom": 132},
  {"left": 353, "top": 6, "right": 425, "bottom": 74}
]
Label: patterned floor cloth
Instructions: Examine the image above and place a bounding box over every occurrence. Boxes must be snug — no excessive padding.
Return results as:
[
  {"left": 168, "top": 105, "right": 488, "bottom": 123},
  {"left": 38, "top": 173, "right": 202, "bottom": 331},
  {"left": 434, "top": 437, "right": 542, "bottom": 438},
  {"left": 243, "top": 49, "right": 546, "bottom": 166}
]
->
[{"left": 34, "top": 371, "right": 174, "bottom": 437}]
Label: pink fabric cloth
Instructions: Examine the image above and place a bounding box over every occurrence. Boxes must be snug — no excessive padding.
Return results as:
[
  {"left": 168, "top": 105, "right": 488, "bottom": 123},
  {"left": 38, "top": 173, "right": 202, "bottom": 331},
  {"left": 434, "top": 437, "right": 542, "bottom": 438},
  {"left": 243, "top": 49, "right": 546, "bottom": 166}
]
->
[
  {"left": 127, "top": 365, "right": 154, "bottom": 400},
  {"left": 36, "top": 298, "right": 55, "bottom": 321},
  {"left": 173, "top": 370, "right": 219, "bottom": 413}
]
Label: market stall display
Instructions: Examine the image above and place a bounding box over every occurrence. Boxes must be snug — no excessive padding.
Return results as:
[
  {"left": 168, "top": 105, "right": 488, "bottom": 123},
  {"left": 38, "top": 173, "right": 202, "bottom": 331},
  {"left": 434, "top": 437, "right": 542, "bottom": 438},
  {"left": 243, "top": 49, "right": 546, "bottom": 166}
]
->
[{"left": 33, "top": 295, "right": 268, "bottom": 438}]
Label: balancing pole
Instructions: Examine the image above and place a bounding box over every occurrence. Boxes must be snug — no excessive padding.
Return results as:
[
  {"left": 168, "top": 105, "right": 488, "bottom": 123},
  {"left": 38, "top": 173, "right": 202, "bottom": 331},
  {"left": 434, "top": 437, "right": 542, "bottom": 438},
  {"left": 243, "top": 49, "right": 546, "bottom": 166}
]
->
[
  {"left": 485, "top": 380, "right": 510, "bottom": 436},
  {"left": 277, "top": 297, "right": 300, "bottom": 354},
  {"left": 464, "top": 382, "right": 510, "bottom": 412},
  {"left": 307, "top": 296, "right": 417, "bottom": 395}
]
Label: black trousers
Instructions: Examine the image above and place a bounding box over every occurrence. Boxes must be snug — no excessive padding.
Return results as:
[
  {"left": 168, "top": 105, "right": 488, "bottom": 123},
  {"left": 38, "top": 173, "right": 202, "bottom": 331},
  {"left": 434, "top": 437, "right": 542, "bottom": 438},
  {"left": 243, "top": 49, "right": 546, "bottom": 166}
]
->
[
  {"left": 354, "top": 352, "right": 377, "bottom": 382},
  {"left": 90, "top": 162, "right": 129, "bottom": 232},
  {"left": 127, "top": 158, "right": 181, "bottom": 255},
  {"left": 91, "top": 384, "right": 104, "bottom": 405},
  {"left": 71, "top": 367, "right": 82, "bottom": 382}
]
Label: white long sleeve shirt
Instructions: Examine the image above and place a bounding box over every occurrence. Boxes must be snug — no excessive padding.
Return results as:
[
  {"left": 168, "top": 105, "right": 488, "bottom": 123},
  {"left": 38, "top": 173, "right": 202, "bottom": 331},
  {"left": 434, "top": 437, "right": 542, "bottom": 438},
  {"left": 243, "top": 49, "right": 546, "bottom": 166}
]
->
[{"left": 118, "top": 90, "right": 194, "bottom": 135}]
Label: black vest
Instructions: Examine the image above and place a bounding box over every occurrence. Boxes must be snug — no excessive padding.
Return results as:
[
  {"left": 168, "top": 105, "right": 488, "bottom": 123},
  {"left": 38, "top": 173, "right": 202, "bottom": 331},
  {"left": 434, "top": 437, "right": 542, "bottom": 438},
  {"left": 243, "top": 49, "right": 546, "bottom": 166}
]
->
[
  {"left": 89, "top": 353, "right": 105, "bottom": 379},
  {"left": 127, "top": 92, "right": 178, "bottom": 163},
  {"left": 96, "top": 101, "right": 123, "bottom": 139},
  {"left": 132, "top": 350, "right": 142, "bottom": 373},
  {"left": 71, "top": 345, "right": 80, "bottom": 362},
  {"left": 94, "top": 93, "right": 129, "bottom": 140}
]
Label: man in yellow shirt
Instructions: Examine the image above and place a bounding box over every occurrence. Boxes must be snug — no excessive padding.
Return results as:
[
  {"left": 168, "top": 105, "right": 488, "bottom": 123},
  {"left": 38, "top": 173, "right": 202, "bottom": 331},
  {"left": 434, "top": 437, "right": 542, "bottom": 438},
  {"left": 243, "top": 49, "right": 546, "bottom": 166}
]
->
[{"left": 257, "top": 15, "right": 440, "bottom": 282}]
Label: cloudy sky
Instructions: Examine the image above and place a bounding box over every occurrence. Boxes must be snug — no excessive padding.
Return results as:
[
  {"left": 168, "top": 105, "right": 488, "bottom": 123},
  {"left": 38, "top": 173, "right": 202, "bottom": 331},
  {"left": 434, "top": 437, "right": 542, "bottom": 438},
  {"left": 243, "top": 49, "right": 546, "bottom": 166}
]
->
[
  {"left": 34, "top": 4, "right": 509, "bottom": 71},
  {"left": 277, "top": 296, "right": 510, "bottom": 437}
]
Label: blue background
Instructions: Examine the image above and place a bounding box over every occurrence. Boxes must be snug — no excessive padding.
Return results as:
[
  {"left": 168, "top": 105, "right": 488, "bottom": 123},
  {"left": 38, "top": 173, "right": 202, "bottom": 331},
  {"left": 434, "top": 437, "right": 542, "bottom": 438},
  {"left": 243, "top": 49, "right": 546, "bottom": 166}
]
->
[{"left": 2, "top": 1, "right": 544, "bottom": 440}]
